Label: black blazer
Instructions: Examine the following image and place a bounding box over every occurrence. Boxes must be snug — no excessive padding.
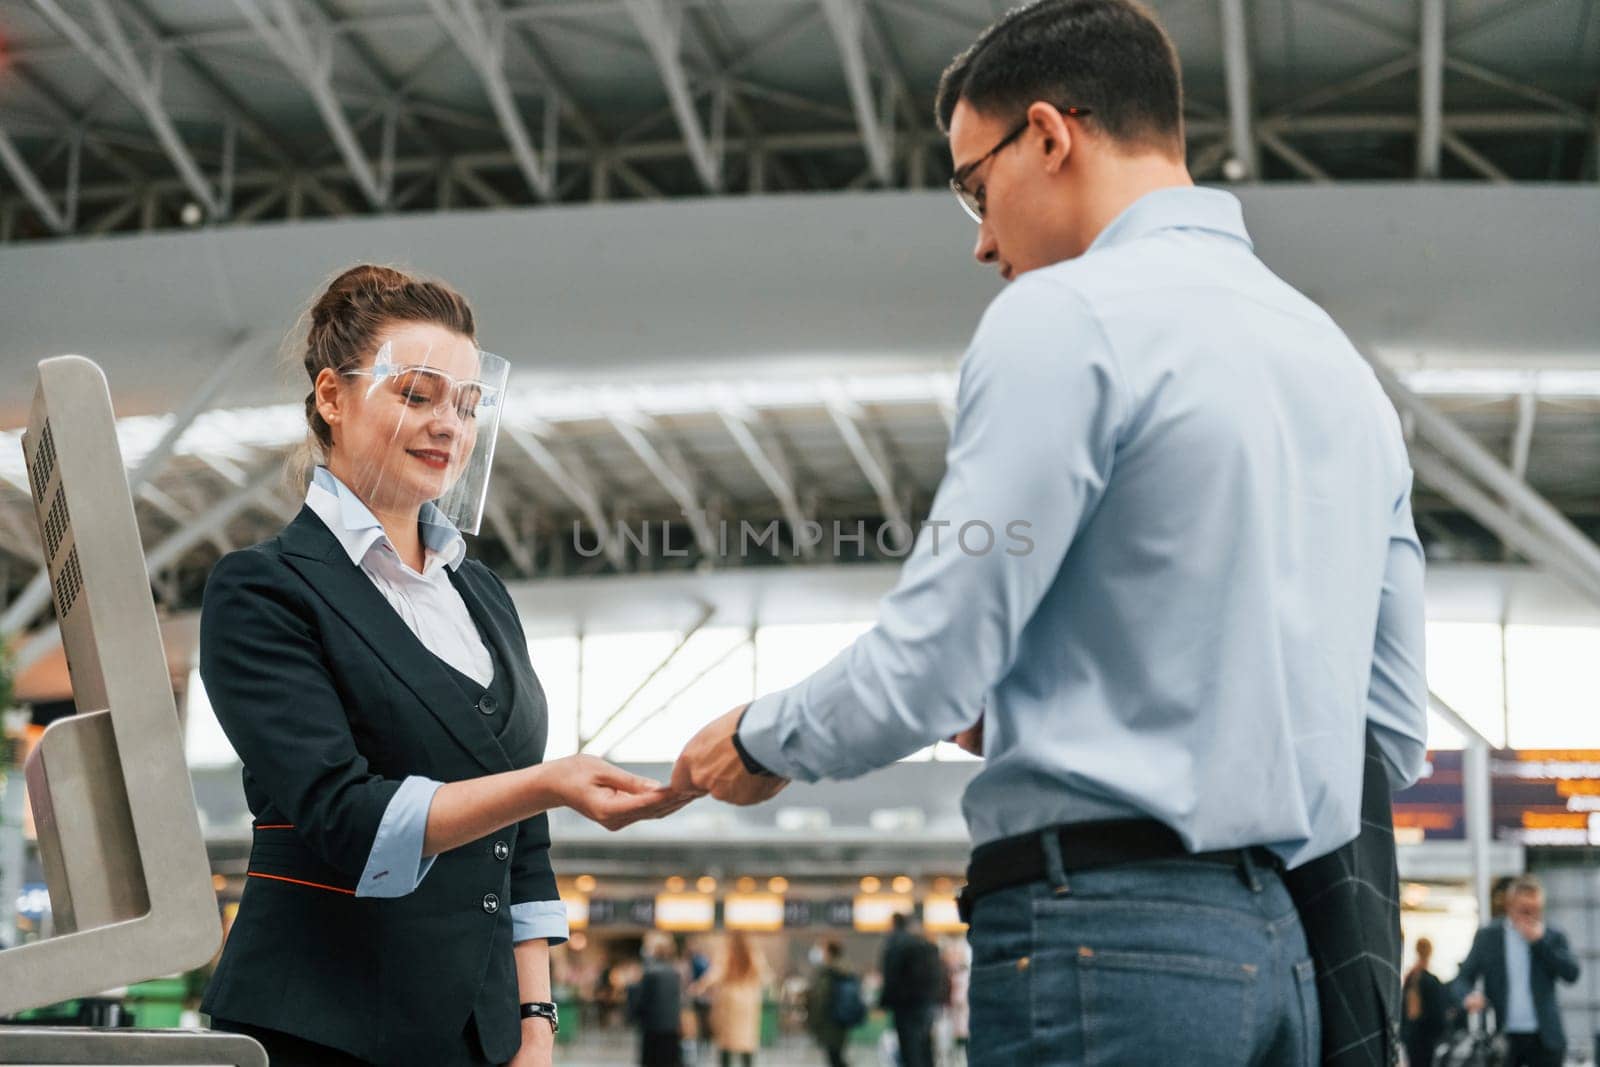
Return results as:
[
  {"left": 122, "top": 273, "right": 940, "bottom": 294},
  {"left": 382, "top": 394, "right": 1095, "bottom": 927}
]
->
[
  {"left": 1283, "top": 728, "right": 1404, "bottom": 1067},
  {"left": 1450, "top": 920, "right": 1581, "bottom": 1050},
  {"left": 198, "top": 507, "right": 558, "bottom": 1066}
]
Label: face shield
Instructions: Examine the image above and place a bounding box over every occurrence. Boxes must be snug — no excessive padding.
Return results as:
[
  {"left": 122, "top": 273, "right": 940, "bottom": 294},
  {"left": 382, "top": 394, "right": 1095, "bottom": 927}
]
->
[{"left": 338, "top": 336, "right": 509, "bottom": 536}]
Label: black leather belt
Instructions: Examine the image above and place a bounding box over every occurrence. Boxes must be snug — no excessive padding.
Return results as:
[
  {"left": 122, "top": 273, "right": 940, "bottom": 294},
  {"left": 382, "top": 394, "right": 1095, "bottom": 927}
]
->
[{"left": 957, "top": 818, "right": 1284, "bottom": 923}]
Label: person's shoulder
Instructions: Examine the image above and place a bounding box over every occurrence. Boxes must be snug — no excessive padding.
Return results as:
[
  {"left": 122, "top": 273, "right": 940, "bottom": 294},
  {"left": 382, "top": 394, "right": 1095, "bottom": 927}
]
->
[
  {"left": 976, "top": 266, "right": 1099, "bottom": 334},
  {"left": 206, "top": 536, "right": 294, "bottom": 592}
]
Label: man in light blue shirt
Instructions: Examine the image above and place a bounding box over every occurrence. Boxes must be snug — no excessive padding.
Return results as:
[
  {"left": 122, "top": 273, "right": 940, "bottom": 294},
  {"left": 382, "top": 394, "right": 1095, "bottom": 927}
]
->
[{"left": 674, "top": 2, "right": 1427, "bottom": 1062}]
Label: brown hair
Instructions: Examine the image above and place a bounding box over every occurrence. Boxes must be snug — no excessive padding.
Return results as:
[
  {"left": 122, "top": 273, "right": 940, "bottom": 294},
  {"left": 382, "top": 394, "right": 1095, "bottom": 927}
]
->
[
  {"left": 721, "top": 931, "right": 762, "bottom": 985},
  {"left": 299, "top": 264, "right": 476, "bottom": 454}
]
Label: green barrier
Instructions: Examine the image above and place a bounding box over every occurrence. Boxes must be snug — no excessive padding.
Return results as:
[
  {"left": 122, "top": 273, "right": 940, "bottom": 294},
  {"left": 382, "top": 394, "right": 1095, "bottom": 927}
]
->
[
  {"left": 851, "top": 1010, "right": 891, "bottom": 1046},
  {"left": 125, "top": 978, "right": 189, "bottom": 1029},
  {"left": 554, "top": 1000, "right": 578, "bottom": 1045},
  {"left": 759, "top": 1000, "right": 780, "bottom": 1046}
]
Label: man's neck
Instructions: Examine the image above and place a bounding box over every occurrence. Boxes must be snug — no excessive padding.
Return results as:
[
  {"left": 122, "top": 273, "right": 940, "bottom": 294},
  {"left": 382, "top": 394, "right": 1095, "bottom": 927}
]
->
[{"left": 1072, "top": 156, "right": 1195, "bottom": 256}]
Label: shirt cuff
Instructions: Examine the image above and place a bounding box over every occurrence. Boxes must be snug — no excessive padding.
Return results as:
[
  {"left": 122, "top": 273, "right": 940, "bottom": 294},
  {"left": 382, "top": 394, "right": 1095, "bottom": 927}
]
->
[
  {"left": 355, "top": 775, "right": 443, "bottom": 899},
  {"left": 511, "top": 899, "right": 570, "bottom": 946},
  {"left": 737, "top": 691, "right": 810, "bottom": 783}
]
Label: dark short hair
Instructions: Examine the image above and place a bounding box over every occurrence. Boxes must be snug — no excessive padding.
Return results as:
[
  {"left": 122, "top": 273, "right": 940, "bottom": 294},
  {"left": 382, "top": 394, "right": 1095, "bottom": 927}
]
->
[
  {"left": 824, "top": 939, "right": 845, "bottom": 962},
  {"left": 935, "top": 0, "right": 1184, "bottom": 157}
]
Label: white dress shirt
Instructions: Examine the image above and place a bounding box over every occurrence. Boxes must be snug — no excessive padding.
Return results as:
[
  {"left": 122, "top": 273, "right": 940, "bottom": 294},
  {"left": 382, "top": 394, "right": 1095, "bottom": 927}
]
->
[{"left": 304, "top": 467, "right": 568, "bottom": 944}]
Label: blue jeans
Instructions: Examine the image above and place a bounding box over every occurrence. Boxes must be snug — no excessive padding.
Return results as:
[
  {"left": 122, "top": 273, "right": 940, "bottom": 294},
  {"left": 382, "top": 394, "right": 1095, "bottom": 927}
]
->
[{"left": 966, "top": 858, "right": 1319, "bottom": 1066}]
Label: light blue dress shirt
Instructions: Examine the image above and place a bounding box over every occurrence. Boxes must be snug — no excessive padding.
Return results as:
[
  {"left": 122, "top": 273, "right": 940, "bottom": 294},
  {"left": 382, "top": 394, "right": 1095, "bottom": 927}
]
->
[
  {"left": 1502, "top": 921, "right": 1539, "bottom": 1033},
  {"left": 307, "top": 468, "right": 568, "bottom": 944},
  {"left": 739, "top": 187, "right": 1429, "bottom": 868}
]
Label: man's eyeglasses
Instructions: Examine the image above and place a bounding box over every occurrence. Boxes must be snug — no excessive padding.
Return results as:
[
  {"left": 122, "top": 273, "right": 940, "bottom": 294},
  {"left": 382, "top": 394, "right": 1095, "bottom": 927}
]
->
[{"left": 950, "top": 106, "right": 1091, "bottom": 223}]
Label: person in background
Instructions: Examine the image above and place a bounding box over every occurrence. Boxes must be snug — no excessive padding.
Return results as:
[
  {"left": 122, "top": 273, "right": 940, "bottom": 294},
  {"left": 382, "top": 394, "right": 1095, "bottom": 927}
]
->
[
  {"left": 942, "top": 939, "right": 971, "bottom": 1061},
  {"left": 878, "top": 913, "right": 943, "bottom": 1067},
  {"left": 1451, "top": 875, "right": 1582, "bottom": 1067},
  {"left": 1490, "top": 874, "right": 1517, "bottom": 920},
  {"left": 630, "top": 932, "right": 686, "bottom": 1067},
  {"left": 689, "top": 941, "right": 716, "bottom": 1062},
  {"left": 1402, "top": 936, "right": 1448, "bottom": 1067},
  {"left": 691, "top": 930, "right": 769, "bottom": 1067},
  {"left": 805, "top": 940, "right": 862, "bottom": 1067}
]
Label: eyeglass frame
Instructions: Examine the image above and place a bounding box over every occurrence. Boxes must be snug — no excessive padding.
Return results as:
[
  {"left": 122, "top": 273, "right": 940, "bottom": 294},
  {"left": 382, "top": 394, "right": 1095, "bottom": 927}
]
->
[
  {"left": 949, "top": 105, "right": 1092, "bottom": 223},
  {"left": 340, "top": 364, "right": 502, "bottom": 421}
]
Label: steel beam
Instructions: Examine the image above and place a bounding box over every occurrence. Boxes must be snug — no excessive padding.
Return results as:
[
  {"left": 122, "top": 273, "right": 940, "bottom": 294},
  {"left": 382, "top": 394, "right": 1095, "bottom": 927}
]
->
[
  {"left": 607, "top": 408, "right": 719, "bottom": 559},
  {"left": 424, "top": 0, "right": 558, "bottom": 200},
  {"left": 232, "top": 0, "right": 388, "bottom": 209},
  {"left": 1218, "top": 0, "right": 1259, "bottom": 180},
  {"left": 819, "top": 0, "right": 895, "bottom": 184},
  {"left": 823, "top": 387, "right": 909, "bottom": 550},
  {"left": 503, "top": 425, "right": 625, "bottom": 569},
  {"left": 624, "top": 0, "right": 724, "bottom": 192},
  {"left": 1417, "top": 0, "right": 1446, "bottom": 178},
  {"left": 30, "top": 0, "right": 226, "bottom": 218},
  {"left": 0, "top": 126, "right": 70, "bottom": 233},
  {"left": 715, "top": 394, "right": 813, "bottom": 559}
]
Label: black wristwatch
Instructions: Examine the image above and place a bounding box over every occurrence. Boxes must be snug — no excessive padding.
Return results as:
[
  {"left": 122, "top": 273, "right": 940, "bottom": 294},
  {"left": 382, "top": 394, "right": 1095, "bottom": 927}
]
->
[
  {"left": 731, "top": 708, "right": 777, "bottom": 777},
  {"left": 520, "top": 1001, "right": 559, "bottom": 1033}
]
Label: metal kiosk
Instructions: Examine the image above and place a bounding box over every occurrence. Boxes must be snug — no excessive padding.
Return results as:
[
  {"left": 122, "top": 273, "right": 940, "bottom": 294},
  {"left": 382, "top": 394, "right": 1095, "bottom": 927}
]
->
[{"left": 0, "top": 357, "right": 266, "bottom": 1066}]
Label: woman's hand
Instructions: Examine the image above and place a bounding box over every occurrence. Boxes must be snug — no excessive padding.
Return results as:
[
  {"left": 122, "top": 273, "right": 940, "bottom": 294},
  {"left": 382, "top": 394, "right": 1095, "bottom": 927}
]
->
[
  {"left": 508, "top": 1017, "right": 555, "bottom": 1067},
  {"left": 544, "top": 754, "right": 701, "bottom": 830}
]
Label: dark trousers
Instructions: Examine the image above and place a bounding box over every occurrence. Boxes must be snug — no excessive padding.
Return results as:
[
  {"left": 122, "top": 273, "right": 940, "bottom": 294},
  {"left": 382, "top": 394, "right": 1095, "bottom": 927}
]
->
[
  {"left": 892, "top": 1005, "right": 935, "bottom": 1067},
  {"left": 821, "top": 1037, "right": 848, "bottom": 1067},
  {"left": 1403, "top": 1031, "right": 1439, "bottom": 1067},
  {"left": 641, "top": 1029, "right": 684, "bottom": 1067},
  {"left": 210, "top": 1018, "right": 373, "bottom": 1067},
  {"left": 720, "top": 1052, "right": 754, "bottom": 1067},
  {"left": 1506, "top": 1033, "right": 1564, "bottom": 1067}
]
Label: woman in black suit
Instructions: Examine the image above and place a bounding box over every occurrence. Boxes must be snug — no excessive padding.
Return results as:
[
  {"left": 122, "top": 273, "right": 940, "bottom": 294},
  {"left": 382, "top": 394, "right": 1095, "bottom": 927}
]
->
[{"left": 200, "top": 265, "right": 692, "bottom": 1066}]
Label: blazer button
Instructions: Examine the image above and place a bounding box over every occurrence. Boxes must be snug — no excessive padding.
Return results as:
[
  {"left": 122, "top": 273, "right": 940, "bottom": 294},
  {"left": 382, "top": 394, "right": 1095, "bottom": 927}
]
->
[
  {"left": 478, "top": 694, "right": 498, "bottom": 716},
  {"left": 493, "top": 841, "right": 510, "bottom": 861},
  {"left": 482, "top": 892, "right": 500, "bottom": 914}
]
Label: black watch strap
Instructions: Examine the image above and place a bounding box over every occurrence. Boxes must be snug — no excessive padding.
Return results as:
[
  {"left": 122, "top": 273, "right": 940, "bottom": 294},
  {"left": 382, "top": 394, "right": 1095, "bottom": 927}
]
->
[
  {"left": 520, "top": 1001, "right": 559, "bottom": 1033},
  {"left": 732, "top": 709, "right": 777, "bottom": 777}
]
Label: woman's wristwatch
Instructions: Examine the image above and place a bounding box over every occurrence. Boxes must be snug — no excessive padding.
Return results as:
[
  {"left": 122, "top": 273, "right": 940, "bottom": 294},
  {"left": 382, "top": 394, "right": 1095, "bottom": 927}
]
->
[{"left": 520, "top": 1001, "right": 559, "bottom": 1033}]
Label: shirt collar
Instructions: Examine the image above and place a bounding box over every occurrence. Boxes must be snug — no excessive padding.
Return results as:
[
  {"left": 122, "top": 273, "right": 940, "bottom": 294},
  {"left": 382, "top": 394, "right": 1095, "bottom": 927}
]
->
[
  {"left": 1087, "top": 186, "right": 1253, "bottom": 255},
  {"left": 305, "top": 466, "right": 467, "bottom": 573}
]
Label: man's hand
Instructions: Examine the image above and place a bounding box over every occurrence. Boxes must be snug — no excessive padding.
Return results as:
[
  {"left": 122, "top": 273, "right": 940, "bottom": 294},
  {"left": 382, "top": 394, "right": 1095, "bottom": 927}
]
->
[
  {"left": 1464, "top": 991, "right": 1487, "bottom": 1014},
  {"left": 672, "top": 705, "right": 790, "bottom": 806},
  {"left": 509, "top": 1018, "right": 554, "bottom": 1067},
  {"left": 545, "top": 754, "right": 701, "bottom": 830},
  {"left": 1510, "top": 912, "right": 1546, "bottom": 943}
]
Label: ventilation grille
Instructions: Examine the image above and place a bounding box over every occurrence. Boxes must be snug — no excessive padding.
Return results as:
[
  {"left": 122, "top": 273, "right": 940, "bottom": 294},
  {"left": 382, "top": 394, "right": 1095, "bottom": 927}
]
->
[
  {"left": 54, "top": 546, "right": 82, "bottom": 619},
  {"left": 43, "top": 486, "right": 69, "bottom": 563},
  {"left": 29, "top": 420, "right": 56, "bottom": 504}
]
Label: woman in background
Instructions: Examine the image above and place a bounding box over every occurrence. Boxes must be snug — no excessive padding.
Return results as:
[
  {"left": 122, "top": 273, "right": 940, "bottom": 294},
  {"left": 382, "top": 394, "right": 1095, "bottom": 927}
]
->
[{"left": 693, "top": 930, "right": 770, "bottom": 1067}]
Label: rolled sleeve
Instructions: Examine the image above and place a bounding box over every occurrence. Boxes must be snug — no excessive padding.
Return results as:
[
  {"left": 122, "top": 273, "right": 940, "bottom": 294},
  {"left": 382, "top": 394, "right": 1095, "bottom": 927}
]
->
[
  {"left": 355, "top": 775, "right": 443, "bottom": 898},
  {"left": 511, "top": 899, "right": 570, "bottom": 945}
]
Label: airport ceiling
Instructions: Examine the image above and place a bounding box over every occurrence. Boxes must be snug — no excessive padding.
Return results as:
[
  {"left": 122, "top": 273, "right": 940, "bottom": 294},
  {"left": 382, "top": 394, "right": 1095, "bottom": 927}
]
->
[{"left": 0, "top": 0, "right": 1596, "bottom": 239}]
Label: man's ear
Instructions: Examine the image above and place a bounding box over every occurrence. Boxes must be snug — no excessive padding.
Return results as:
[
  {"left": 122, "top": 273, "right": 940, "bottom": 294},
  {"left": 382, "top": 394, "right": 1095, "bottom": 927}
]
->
[{"left": 1027, "top": 100, "right": 1073, "bottom": 173}]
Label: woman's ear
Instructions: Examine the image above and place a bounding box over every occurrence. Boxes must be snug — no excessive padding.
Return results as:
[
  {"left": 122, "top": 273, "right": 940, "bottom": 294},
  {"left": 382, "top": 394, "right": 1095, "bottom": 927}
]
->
[{"left": 313, "top": 367, "right": 344, "bottom": 434}]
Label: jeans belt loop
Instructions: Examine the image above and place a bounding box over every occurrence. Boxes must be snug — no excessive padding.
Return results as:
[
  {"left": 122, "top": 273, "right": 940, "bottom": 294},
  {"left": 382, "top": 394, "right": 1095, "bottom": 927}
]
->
[
  {"left": 1238, "top": 848, "right": 1262, "bottom": 893},
  {"left": 1040, "top": 827, "right": 1071, "bottom": 895}
]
